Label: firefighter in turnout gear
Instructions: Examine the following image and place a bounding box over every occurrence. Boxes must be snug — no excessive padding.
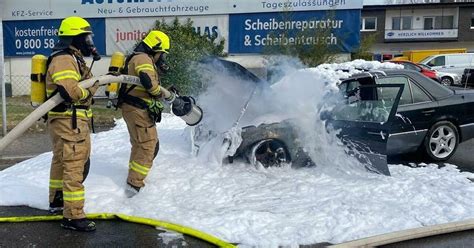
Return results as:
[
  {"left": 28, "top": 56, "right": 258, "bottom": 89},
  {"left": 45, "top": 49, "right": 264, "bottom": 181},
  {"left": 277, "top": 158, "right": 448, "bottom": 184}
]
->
[
  {"left": 46, "top": 16, "right": 100, "bottom": 232},
  {"left": 118, "top": 31, "right": 171, "bottom": 196}
]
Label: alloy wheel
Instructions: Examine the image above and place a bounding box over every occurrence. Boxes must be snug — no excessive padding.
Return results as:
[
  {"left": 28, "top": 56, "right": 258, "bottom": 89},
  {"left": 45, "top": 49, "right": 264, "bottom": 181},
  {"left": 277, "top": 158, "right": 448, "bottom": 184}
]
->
[
  {"left": 441, "top": 77, "right": 453, "bottom": 86},
  {"left": 429, "top": 125, "right": 456, "bottom": 159}
]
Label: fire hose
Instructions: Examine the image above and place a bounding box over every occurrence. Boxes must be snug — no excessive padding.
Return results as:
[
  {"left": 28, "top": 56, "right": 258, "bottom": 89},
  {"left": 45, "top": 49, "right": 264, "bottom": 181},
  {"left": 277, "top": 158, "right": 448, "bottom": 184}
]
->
[{"left": 0, "top": 74, "right": 203, "bottom": 152}]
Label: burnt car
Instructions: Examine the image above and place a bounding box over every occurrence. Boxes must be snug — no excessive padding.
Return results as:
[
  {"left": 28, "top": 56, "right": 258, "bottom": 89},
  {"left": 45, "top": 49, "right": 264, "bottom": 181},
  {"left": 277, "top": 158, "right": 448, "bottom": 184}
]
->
[
  {"left": 194, "top": 59, "right": 409, "bottom": 175},
  {"left": 229, "top": 74, "right": 403, "bottom": 176},
  {"left": 228, "top": 69, "right": 474, "bottom": 175}
]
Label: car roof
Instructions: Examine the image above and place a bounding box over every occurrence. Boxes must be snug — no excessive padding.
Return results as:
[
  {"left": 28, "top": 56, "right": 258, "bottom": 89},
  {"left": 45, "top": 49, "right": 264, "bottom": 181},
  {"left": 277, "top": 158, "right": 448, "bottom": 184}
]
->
[{"left": 345, "top": 69, "right": 454, "bottom": 100}]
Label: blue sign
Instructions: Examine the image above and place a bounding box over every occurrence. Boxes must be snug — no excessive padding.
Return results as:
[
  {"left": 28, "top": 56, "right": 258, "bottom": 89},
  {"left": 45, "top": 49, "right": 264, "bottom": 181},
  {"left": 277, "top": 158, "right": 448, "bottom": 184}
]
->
[
  {"left": 229, "top": 10, "right": 360, "bottom": 54},
  {"left": 3, "top": 18, "right": 106, "bottom": 57}
]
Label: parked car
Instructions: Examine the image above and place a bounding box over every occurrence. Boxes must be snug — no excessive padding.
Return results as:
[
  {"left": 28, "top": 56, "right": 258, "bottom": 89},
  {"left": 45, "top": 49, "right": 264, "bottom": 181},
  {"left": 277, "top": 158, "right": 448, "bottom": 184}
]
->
[
  {"left": 461, "top": 68, "right": 474, "bottom": 87},
  {"left": 229, "top": 70, "right": 474, "bottom": 174},
  {"left": 420, "top": 53, "right": 474, "bottom": 76},
  {"left": 390, "top": 60, "right": 440, "bottom": 83},
  {"left": 418, "top": 63, "right": 461, "bottom": 86}
]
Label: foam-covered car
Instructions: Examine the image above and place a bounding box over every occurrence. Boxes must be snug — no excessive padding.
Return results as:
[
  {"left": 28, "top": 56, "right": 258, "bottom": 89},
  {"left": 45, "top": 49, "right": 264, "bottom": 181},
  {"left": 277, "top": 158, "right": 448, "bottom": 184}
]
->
[
  {"left": 194, "top": 59, "right": 405, "bottom": 176},
  {"left": 223, "top": 69, "right": 474, "bottom": 175}
]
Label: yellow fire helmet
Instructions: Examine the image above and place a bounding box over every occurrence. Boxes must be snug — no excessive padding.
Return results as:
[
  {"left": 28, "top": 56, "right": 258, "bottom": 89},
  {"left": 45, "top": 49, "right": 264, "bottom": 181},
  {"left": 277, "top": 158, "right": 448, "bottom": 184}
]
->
[
  {"left": 143, "top": 30, "right": 170, "bottom": 54},
  {"left": 58, "top": 16, "right": 92, "bottom": 37}
]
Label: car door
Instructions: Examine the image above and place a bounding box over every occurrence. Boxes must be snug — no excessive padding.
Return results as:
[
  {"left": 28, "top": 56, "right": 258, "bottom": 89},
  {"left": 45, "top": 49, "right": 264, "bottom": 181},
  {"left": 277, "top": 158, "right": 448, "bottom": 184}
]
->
[
  {"left": 329, "top": 82, "right": 404, "bottom": 176},
  {"left": 426, "top": 55, "right": 446, "bottom": 72},
  {"left": 446, "top": 55, "right": 470, "bottom": 75},
  {"left": 375, "top": 76, "right": 438, "bottom": 155}
]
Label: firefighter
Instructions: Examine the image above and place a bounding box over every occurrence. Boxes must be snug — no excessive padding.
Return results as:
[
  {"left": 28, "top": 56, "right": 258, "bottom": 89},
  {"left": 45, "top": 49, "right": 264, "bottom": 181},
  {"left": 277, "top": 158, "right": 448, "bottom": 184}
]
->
[
  {"left": 46, "top": 16, "right": 100, "bottom": 232},
  {"left": 118, "top": 31, "right": 171, "bottom": 196}
]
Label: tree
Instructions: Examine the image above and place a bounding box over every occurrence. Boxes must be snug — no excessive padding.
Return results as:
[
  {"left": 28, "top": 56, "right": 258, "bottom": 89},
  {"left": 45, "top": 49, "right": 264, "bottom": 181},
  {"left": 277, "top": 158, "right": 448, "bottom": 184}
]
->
[
  {"left": 263, "top": 10, "right": 340, "bottom": 68},
  {"left": 149, "top": 18, "right": 225, "bottom": 94},
  {"left": 351, "top": 33, "right": 377, "bottom": 61}
]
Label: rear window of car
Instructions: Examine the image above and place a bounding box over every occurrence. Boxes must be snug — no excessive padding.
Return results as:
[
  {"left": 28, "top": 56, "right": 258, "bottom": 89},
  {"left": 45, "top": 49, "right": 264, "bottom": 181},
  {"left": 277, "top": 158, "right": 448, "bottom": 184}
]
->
[{"left": 411, "top": 82, "right": 431, "bottom": 103}]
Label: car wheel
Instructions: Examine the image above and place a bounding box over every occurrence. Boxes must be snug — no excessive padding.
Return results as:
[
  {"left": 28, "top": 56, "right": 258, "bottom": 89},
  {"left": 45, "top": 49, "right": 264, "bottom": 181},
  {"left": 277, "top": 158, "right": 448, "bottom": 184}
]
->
[
  {"left": 246, "top": 139, "right": 290, "bottom": 168},
  {"left": 441, "top": 77, "right": 454, "bottom": 86},
  {"left": 423, "top": 121, "right": 459, "bottom": 161}
]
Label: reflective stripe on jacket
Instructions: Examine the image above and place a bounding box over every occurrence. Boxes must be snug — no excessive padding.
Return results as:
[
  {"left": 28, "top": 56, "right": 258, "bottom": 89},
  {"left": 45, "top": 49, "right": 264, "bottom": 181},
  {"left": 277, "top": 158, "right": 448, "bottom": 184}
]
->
[
  {"left": 45, "top": 47, "right": 96, "bottom": 119},
  {"left": 126, "top": 53, "right": 161, "bottom": 105}
]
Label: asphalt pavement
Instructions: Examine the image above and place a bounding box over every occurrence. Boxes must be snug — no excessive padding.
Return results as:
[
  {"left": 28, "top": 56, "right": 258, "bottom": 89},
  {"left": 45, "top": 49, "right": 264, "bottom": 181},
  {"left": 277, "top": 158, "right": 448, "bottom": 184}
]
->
[
  {"left": 388, "top": 139, "right": 474, "bottom": 173},
  {"left": 0, "top": 206, "right": 216, "bottom": 247}
]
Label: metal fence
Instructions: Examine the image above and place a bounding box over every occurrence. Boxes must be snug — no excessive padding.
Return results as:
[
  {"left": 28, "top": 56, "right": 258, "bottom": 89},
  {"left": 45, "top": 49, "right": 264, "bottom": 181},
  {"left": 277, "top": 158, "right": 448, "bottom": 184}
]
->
[
  {"left": 3, "top": 74, "right": 107, "bottom": 97},
  {"left": 0, "top": 74, "right": 108, "bottom": 135}
]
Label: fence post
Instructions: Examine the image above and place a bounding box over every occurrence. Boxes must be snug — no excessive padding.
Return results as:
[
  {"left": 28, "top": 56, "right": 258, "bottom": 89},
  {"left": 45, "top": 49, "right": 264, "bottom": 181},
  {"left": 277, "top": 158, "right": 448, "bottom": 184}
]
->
[{"left": 0, "top": 16, "right": 7, "bottom": 136}]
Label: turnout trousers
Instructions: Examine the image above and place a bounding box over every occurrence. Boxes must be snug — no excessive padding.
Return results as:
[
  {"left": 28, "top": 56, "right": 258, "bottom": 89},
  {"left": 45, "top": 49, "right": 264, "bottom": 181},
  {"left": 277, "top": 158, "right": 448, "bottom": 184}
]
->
[
  {"left": 49, "top": 118, "right": 91, "bottom": 219},
  {"left": 121, "top": 103, "right": 159, "bottom": 188}
]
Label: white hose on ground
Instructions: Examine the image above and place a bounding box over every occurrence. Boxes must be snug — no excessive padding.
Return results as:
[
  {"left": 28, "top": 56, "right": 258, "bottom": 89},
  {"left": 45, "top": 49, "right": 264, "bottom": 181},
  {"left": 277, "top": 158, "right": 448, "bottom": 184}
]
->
[
  {"left": 0, "top": 75, "right": 144, "bottom": 152},
  {"left": 329, "top": 218, "right": 474, "bottom": 247}
]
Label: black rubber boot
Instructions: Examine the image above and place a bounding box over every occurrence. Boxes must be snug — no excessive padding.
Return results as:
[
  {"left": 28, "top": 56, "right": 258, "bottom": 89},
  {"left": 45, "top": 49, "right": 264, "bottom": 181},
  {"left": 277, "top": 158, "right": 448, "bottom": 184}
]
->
[
  {"left": 61, "top": 218, "right": 96, "bottom": 232},
  {"left": 48, "top": 191, "right": 63, "bottom": 214},
  {"left": 125, "top": 183, "right": 141, "bottom": 198}
]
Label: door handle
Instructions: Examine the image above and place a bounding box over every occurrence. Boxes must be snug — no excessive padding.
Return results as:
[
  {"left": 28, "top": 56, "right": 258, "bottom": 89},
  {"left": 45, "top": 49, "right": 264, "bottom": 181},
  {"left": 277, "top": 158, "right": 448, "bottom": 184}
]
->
[{"left": 422, "top": 109, "right": 435, "bottom": 114}]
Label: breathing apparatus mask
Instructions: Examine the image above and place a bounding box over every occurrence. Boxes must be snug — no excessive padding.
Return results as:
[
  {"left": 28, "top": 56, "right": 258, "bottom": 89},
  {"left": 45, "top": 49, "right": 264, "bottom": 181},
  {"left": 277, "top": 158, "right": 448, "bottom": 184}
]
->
[
  {"left": 72, "top": 33, "right": 101, "bottom": 61},
  {"left": 154, "top": 52, "right": 169, "bottom": 74}
]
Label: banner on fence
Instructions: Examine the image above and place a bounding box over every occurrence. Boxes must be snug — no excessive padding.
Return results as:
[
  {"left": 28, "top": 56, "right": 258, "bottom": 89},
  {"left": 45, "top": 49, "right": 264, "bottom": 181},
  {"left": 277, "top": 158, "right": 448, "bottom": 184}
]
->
[
  {"left": 228, "top": 10, "right": 361, "bottom": 54},
  {"left": 106, "top": 15, "right": 228, "bottom": 55},
  {"left": 2, "top": 18, "right": 106, "bottom": 56}
]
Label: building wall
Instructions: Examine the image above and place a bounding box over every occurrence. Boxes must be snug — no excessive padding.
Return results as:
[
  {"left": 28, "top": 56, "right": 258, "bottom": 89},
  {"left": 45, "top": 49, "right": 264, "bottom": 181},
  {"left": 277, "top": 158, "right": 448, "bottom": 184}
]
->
[
  {"left": 459, "top": 6, "right": 474, "bottom": 41},
  {"left": 364, "top": 4, "right": 474, "bottom": 59},
  {"left": 361, "top": 9, "right": 386, "bottom": 43},
  {"left": 385, "top": 7, "right": 459, "bottom": 31}
]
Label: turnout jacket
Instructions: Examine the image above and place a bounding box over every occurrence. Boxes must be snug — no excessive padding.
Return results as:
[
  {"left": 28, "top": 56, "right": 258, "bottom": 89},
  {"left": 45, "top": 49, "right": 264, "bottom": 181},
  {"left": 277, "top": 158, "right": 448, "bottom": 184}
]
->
[
  {"left": 46, "top": 46, "right": 98, "bottom": 119},
  {"left": 125, "top": 52, "right": 161, "bottom": 105}
]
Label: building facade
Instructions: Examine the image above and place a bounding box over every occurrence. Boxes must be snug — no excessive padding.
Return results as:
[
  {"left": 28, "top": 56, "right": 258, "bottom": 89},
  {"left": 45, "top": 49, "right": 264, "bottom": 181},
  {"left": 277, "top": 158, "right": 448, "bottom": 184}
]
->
[{"left": 361, "top": 1, "right": 474, "bottom": 61}]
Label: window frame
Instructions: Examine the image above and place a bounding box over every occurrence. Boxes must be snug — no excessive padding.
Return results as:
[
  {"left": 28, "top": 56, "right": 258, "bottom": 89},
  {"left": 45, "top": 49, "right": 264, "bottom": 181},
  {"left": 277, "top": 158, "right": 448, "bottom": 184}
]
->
[
  {"left": 392, "top": 16, "right": 413, "bottom": 30},
  {"left": 361, "top": 17, "right": 377, "bottom": 32}
]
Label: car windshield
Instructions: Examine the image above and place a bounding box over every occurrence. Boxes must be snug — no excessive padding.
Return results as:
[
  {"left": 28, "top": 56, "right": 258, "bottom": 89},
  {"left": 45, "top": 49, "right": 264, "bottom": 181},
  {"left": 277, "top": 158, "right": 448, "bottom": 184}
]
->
[{"left": 419, "top": 55, "right": 435, "bottom": 65}]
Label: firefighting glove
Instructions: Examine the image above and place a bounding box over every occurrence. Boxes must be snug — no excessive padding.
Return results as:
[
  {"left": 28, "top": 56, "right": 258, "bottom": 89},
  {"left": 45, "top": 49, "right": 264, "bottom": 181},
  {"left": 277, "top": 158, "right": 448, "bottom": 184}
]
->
[{"left": 149, "top": 98, "right": 164, "bottom": 114}]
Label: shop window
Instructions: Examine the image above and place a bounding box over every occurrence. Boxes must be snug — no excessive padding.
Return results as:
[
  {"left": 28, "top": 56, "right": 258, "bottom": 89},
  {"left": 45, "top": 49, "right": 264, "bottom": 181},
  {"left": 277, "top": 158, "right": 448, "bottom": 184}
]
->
[
  {"left": 392, "top": 16, "right": 412, "bottom": 30},
  {"left": 361, "top": 17, "right": 377, "bottom": 31}
]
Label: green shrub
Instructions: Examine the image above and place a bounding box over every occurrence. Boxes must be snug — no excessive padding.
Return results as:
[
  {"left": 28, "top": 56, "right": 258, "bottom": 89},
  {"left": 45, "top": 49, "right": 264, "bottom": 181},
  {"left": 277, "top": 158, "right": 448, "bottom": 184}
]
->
[{"left": 150, "top": 18, "right": 226, "bottom": 94}]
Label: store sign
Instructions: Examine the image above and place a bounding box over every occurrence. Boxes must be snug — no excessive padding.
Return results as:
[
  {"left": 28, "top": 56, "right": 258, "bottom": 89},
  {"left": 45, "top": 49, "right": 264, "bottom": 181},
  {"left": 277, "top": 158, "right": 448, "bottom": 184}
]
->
[
  {"left": 369, "top": 0, "right": 440, "bottom": 5},
  {"left": 2, "top": 0, "right": 363, "bottom": 20},
  {"left": 384, "top": 29, "right": 458, "bottom": 40},
  {"left": 2, "top": 18, "right": 106, "bottom": 56},
  {"left": 228, "top": 10, "right": 360, "bottom": 54},
  {"left": 105, "top": 15, "right": 228, "bottom": 55}
]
